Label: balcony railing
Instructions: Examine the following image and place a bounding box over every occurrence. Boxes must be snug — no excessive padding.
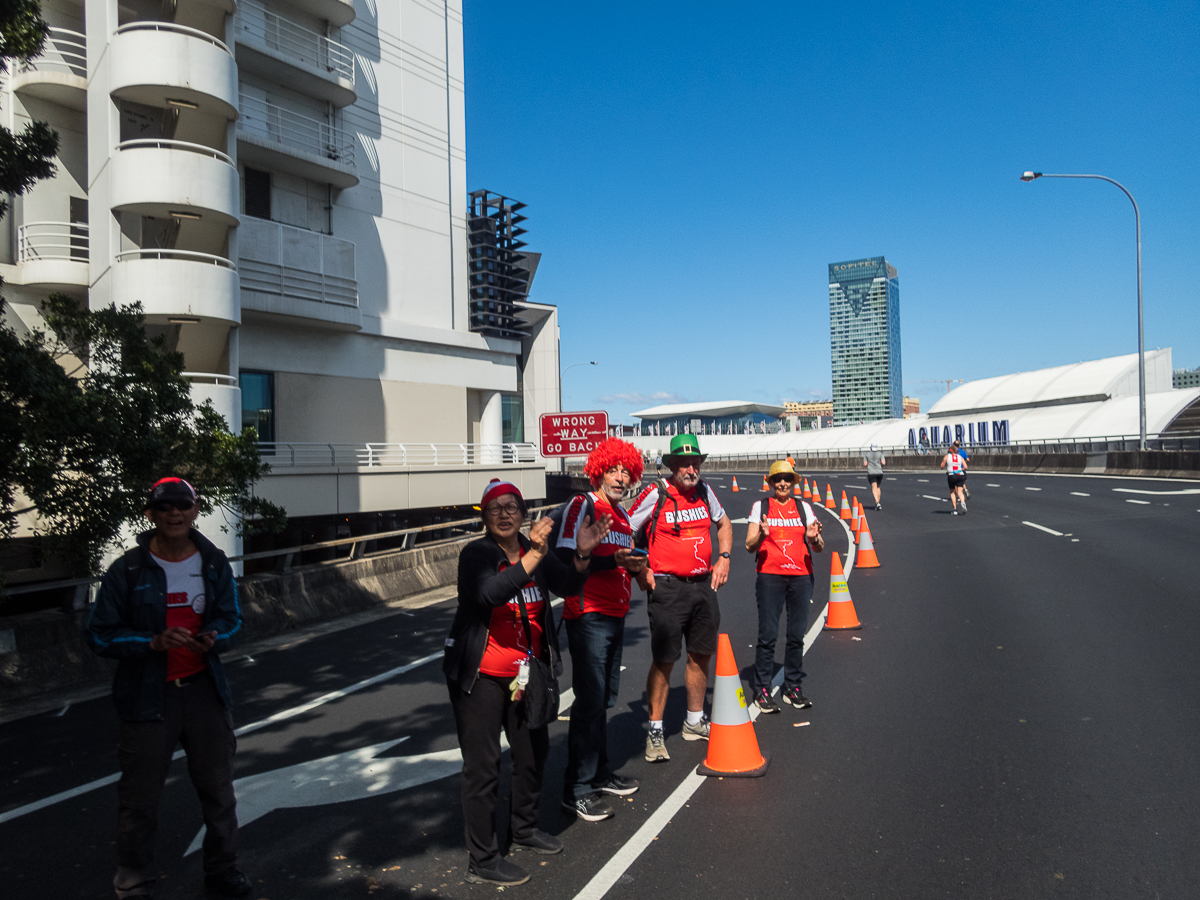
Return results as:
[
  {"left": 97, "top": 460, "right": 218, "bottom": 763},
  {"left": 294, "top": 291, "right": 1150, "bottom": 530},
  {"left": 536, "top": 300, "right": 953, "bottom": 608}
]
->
[
  {"left": 18, "top": 27, "right": 86, "bottom": 77},
  {"left": 116, "top": 249, "right": 236, "bottom": 269},
  {"left": 117, "top": 138, "right": 236, "bottom": 166},
  {"left": 18, "top": 221, "right": 88, "bottom": 262},
  {"left": 113, "top": 21, "right": 232, "bottom": 55},
  {"left": 236, "top": 0, "right": 355, "bottom": 84},
  {"left": 237, "top": 94, "right": 355, "bottom": 166},
  {"left": 257, "top": 442, "right": 540, "bottom": 467},
  {"left": 239, "top": 217, "right": 357, "bottom": 307}
]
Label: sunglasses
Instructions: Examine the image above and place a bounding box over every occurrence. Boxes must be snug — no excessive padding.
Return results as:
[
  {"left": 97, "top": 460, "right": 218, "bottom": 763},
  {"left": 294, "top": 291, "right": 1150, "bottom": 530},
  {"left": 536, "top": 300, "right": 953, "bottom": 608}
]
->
[{"left": 151, "top": 500, "right": 195, "bottom": 512}]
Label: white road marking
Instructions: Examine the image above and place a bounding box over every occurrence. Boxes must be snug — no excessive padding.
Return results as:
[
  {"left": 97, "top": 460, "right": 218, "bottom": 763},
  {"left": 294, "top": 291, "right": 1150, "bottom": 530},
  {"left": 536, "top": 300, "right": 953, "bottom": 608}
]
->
[
  {"left": 1022, "top": 521, "right": 1063, "bottom": 537},
  {"left": 1025, "top": 487, "right": 1042, "bottom": 491},
  {"left": 1071, "top": 492, "right": 1090, "bottom": 496},
  {"left": 845, "top": 484, "right": 869, "bottom": 490},
  {"left": 922, "top": 495, "right": 947, "bottom": 502},
  {"left": 55, "top": 705, "right": 70, "bottom": 717},
  {"left": 1126, "top": 499, "right": 1151, "bottom": 505},
  {"left": 917, "top": 479, "right": 929, "bottom": 483},
  {"left": 1113, "top": 487, "right": 1200, "bottom": 496},
  {"left": 986, "top": 483, "right": 1001, "bottom": 487}
]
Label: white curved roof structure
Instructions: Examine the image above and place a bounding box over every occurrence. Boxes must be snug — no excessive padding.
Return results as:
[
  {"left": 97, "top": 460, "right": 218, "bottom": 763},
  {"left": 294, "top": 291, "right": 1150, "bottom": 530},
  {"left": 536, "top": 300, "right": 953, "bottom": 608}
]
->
[{"left": 632, "top": 401, "right": 785, "bottom": 419}]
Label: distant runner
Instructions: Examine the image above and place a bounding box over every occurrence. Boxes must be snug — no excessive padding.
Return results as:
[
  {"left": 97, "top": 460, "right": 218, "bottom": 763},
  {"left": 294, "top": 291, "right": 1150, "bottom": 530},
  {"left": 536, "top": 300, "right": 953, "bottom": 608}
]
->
[
  {"left": 862, "top": 443, "right": 886, "bottom": 509},
  {"left": 940, "top": 441, "right": 968, "bottom": 514}
]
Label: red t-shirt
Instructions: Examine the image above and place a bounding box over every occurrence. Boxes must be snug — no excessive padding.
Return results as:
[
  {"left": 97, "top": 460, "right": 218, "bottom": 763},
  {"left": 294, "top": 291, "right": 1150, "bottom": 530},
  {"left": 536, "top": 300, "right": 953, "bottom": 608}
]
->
[
  {"left": 557, "top": 492, "right": 632, "bottom": 619},
  {"left": 629, "top": 481, "right": 726, "bottom": 577},
  {"left": 750, "top": 497, "right": 817, "bottom": 576},
  {"left": 154, "top": 551, "right": 207, "bottom": 681},
  {"left": 478, "top": 553, "right": 545, "bottom": 677}
]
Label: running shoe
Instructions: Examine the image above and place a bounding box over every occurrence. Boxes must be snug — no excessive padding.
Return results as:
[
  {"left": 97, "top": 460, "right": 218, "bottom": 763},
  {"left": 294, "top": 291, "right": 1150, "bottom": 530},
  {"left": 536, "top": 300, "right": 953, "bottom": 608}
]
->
[
  {"left": 596, "top": 774, "right": 640, "bottom": 796},
  {"left": 645, "top": 728, "right": 670, "bottom": 762},
  {"left": 952, "top": 510, "right": 959, "bottom": 515},
  {"left": 562, "top": 793, "right": 614, "bottom": 822},
  {"left": 511, "top": 829, "right": 563, "bottom": 854},
  {"left": 959, "top": 501, "right": 967, "bottom": 513},
  {"left": 753, "top": 687, "right": 781, "bottom": 714},
  {"left": 681, "top": 715, "right": 711, "bottom": 741},
  {"left": 465, "top": 857, "right": 530, "bottom": 886},
  {"left": 781, "top": 686, "right": 812, "bottom": 709}
]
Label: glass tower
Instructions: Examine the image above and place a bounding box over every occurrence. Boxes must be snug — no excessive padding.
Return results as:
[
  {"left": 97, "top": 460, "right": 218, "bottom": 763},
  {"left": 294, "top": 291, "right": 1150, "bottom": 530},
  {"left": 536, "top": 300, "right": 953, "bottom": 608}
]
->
[{"left": 828, "top": 257, "right": 902, "bottom": 424}]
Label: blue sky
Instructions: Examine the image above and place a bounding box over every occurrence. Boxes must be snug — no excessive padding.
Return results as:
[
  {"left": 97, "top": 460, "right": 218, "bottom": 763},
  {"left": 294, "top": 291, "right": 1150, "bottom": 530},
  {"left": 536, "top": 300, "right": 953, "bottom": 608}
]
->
[{"left": 464, "top": 1, "right": 1200, "bottom": 422}]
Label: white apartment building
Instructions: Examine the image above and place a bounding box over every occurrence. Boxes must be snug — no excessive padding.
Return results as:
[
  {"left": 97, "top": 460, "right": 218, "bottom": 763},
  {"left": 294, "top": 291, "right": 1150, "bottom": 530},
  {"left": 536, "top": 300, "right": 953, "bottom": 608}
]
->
[{"left": 2, "top": 0, "right": 555, "bottom": 560}]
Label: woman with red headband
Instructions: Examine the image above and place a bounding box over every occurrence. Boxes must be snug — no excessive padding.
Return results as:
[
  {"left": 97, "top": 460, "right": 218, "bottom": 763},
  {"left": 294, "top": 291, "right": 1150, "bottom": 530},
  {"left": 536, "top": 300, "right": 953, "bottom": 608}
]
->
[{"left": 443, "top": 479, "right": 610, "bottom": 886}]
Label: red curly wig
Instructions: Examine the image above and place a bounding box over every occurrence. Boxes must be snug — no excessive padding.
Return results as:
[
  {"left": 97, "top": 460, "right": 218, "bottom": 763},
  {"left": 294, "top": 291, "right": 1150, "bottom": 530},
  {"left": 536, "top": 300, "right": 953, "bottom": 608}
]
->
[{"left": 584, "top": 437, "right": 644, "bottom": 487}]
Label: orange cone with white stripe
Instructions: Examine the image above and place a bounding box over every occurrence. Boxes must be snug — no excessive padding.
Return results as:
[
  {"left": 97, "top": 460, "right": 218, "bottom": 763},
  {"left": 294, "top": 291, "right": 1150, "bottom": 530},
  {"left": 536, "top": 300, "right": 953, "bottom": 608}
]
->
[
  {"left": 802, "top": 478, "right": 812, "bottom": 500},
  {"left": 823, "top": 552, "right": 861, "bottom": 629},
  {"left": 856, "top": 512, "right": 880, "bottom": 568},
  {"left": 851, "top": 496, "right": 861, "bottom": 535},
  {"left": 697, "top": 633, "right": 769, "bottom": 778},
  {"left": 793, "top": 481, "right": 801, "bottom": 497},
  {"left": 761, "top": 475, "right": 769, "bottom": 492},
  {"left": 825, "top": 484, "right": 836, "bottom": 509},
  {"left": 839, "top": 490, "right": 852, "bottom": 520},
  {"left": 731, "top": 477, "right": 740, "bottom": 492}
]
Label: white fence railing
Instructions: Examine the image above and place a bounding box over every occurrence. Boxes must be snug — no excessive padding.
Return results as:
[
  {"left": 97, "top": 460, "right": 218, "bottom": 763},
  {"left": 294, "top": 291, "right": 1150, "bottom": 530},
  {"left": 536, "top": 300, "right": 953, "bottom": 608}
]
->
[
  {"left": 116, "top": 249, "right": 237, "bottom": 269},
  {"left": 20, "top": 27, "right": 86, "bottom": 77},
  {"left": 18, "top": 221, "right": 88, "bottom": 262},
  {"left": 238, "top": 217, "right": 357, "bottom": 307},
  {"left": 238, "top": 94, "right": 355, "bottom": 166},
  {"left": 236, "top": 0, "right": 354, "bottom": 84},
  {"left": 257, "top": 442, "right": 540, "bottom": 467},
  {"left": 114, "top": 21, "right": 232, "bottom": 55},
  {"left": 117, "top": 138, "right": 235, "bottom": 167}
]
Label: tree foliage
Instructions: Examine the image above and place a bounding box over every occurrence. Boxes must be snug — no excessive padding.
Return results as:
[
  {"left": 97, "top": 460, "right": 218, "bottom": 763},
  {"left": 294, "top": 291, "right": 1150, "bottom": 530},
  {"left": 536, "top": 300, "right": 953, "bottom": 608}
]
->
[
  {"left": 1, "top": 296, "right": 287, "bottom": 583},
  {"left": 0, "top": 0, "right": 57, "bottom": 219}
]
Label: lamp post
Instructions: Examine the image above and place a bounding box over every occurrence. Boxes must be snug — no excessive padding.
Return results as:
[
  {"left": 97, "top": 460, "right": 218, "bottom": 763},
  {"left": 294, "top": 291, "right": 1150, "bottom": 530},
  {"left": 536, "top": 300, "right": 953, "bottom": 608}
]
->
[
  {"left": 561, "top": 360, "right": 599, "bottom": 380},
  {"left": 1021, "top": 171, "right": 1146, "bottom": 450}
]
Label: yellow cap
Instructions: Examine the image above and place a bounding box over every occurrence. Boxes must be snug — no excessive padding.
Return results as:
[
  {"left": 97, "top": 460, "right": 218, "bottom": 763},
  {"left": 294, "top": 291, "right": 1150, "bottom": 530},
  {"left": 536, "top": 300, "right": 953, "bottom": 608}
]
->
[{"left": 767, "top": 460, "right": 799, "bottom": 482}]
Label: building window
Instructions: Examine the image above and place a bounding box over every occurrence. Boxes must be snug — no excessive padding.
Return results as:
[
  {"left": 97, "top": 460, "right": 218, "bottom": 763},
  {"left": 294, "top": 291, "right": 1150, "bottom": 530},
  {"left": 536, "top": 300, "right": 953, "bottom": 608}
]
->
[
  {"left": 501, "top": 394, "right": 523, "bottom": 443},
  {"left": 240, "top": 370, "right": 275, "bottom": 443},
  {"left": 244, "top": 167, "right": 271, "bottom": 220}
]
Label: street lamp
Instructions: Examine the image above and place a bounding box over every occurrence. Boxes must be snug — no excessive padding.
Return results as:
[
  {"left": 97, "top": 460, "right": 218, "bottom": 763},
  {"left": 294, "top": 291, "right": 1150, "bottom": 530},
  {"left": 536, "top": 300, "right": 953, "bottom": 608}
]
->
[
  {"left": 1021, "top": 171, "right": 1146, "bottom": 450},
  {"left": 561, "top": 360, "right": 598, "bottom": 379}
]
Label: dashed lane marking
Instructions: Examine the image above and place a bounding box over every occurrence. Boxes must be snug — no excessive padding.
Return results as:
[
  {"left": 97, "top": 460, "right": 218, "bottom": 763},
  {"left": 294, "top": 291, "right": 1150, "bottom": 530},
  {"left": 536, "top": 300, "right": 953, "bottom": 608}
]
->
[
  {"left": 1126, "top": 499, "right": 1151, "bottom": 505},
  {"left": 1071, "top": 492, "right": 1090, "bottom": 496},
  {"left": 1022, "top": 521, "right": 1064, "bottom": 537},
  {"left": 917, "top": 479, "right": 929, "bottom": 482},
  {"left": 922, "top": 495, "right": 947, "bottom": 502},
  {"left": 1025, "top": 487, "right": 1042, "bottom": 491},
  {"left": 986, "top": 483, "right": 1001, "bottom": 487},
  {"left": 1113, "top": 487, "right": 1200, "bottom": 496}
]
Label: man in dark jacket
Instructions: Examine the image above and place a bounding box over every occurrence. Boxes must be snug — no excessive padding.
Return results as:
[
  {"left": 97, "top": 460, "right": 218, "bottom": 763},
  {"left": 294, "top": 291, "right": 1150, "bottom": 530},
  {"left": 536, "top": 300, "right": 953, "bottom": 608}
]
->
[{"left": 86, "top": 477, "right": 250, "bottom": 899}]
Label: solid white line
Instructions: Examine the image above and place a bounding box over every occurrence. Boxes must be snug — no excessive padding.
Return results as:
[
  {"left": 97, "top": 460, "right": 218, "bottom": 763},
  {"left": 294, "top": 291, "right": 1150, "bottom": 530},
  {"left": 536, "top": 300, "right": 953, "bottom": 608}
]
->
[
  {"left": 0, "top": 772, "right": 123, "bottom": 825},
  {"left": 1071, "top": 492, "right": 1090, "bottom": 497},
  {"left": 1113, "top": 487, "right": 1200, "bottom": 496},
  {"left": 1022, "top": 521, "right": 1063, "bottom": 537},
  {"left": 1125, "top": 499, "right": 1151, "bottom": 505}
]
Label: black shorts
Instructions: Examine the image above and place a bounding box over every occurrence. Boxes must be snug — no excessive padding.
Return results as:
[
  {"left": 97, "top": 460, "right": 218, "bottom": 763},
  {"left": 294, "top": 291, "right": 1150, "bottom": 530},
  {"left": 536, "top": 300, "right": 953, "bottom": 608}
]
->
[
  {"left": 868, "top": 474, "right": 883, "bottom": 485},
  {"left": 647, "top": 576, "right": 720, "bottom": 662},
  {"left": 948, "top": 473, "right": 967, "bottom": 489}
]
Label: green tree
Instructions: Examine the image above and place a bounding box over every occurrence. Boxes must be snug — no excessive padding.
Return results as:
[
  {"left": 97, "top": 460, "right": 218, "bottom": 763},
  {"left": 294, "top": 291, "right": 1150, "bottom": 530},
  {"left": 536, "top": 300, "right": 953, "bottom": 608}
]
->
[
  {"left": 1, "top": 295, "right": 287, "bottom": 587},
  {"left": 0, "top": 0, "right": 58, "bottom": 218}
]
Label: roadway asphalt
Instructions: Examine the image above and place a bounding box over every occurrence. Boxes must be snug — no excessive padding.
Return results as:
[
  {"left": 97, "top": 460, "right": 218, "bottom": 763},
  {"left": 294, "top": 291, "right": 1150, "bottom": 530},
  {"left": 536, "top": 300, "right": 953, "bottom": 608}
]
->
[{"left": 2, "top": 470, "right": 1198, "bottom": 899}]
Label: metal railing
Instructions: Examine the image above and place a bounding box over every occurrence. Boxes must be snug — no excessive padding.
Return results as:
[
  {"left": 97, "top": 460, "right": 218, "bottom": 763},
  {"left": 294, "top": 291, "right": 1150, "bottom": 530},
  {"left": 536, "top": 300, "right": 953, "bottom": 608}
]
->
[
  {"left": 238, "top": 219, "right": 358, "bottom": 307},
  {"left": 181, "top": 372, "right": 237, "bottom": 384},
  {"left": 237, "top": 94, "right": 355, "bottom": 166},
  {"left": 257, "top": 442, "right": 540, "bottom": 467},
  {"left": 116, "top": 249, "right": 236, "bottom": 269},
  {"left": 19, "top": 26, "right": 86, "bottom": 77},
  {"left": 18, "top": 221, "right": 88, "bottom": 262},
  {"left": 114, "top": 21, "right": 232, "bottom": 55},
  {"left": 236, "top": 0, "right": 354, "bottom": 84},
  {"left": 117, "top": 138, "right": 235, "bottom": 167}
]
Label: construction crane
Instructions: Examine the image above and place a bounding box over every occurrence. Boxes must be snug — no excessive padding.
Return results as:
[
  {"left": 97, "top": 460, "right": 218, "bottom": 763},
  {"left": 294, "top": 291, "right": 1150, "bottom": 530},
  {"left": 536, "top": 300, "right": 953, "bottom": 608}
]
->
[{"left": 905, "top": 379, "right": 966, "bottom": 394}]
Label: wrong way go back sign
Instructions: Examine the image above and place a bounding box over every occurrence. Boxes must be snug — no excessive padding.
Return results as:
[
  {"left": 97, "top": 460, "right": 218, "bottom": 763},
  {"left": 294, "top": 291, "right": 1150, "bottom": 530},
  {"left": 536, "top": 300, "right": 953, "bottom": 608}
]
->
[{"left": 539, "top": 411, "right": 608, "bottom": 457}]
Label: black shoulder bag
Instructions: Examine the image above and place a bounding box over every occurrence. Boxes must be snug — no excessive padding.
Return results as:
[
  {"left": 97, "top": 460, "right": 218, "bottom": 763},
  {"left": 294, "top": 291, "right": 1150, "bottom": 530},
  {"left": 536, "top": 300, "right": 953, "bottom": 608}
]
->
[{"left": 514, "top": 589, "right": 561, "bottom": 729}]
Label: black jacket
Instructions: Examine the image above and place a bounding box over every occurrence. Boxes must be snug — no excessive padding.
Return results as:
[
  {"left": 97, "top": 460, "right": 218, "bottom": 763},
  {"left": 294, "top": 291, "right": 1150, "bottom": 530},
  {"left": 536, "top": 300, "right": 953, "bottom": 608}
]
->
[
  {"left": 85, "top": 529, "right": 242, "bottom": 721},
  {"left": 443, "top": 532, "right": 587, "bottom": 693}
]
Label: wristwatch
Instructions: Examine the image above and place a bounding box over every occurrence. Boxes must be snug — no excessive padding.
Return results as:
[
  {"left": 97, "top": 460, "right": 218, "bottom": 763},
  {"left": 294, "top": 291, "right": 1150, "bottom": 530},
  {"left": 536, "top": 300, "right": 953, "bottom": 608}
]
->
[{"left": 719, "top": 551, "right": 730, "bottom": 559}]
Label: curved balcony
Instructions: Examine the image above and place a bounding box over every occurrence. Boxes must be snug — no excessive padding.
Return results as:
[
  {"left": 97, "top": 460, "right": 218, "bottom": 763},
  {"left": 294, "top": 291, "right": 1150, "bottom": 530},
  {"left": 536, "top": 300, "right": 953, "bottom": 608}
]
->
[
  {"left": 15, "top": 221, "right": 89, "bottom": 290},
  {"left": 237, "top": 95, "right": 357, "bottom": 188},
  {"left": 109, "top": 23, "right": 238, "bottom": 120},
  {"left": 283, "top": 0, "right": 355, "bottom": 28},
  {"left": 111, "top": 140, "right": 240, "bottom": 225},
  {"left": 11, "top": 28, "right": 87, "bottom": 111},
  {"left": 112, "top": 250, "right": 240, "bottom": 325},
  {"left": 235, "top": 0, "right": 356, "bottom": 107}
]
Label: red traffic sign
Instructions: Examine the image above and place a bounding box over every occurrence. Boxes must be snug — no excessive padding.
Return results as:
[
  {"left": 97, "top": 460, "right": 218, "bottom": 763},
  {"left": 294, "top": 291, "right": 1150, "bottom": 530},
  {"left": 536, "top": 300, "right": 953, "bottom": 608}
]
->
[{"left": 539, "top": 411, "right": 609, "bottom": 457}]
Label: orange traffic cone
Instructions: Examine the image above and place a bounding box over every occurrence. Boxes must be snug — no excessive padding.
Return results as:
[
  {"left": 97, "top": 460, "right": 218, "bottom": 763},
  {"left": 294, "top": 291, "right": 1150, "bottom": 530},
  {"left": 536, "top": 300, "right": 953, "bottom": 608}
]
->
[
  {"left": 823, "top": 552, "right": 862, "bottom": 630},
  {"left": 731, "top": 477, "right": 740, "bottom": 492},
  {"left": 793, "top": 481, "right": 801, "bottom": 497},
  {"left": 825, "top": 484, "right": 836, "bottom": 509},
  {"left": 856, "top": 512, "right": 880, "bottom": 568},
  {"left": 851, "top": 496, "right": 861, "bottom": 535},
  {"left": 802, "top": 478, "right": 812, "bottom": 500},
  {"left": 839, "top": 490, "right": 852, "bottom": 520},
  {"left": 761, "top": 475, "right": 769, "bottom": 492},
  {"left": 697, "top": 633, "right": 769, "bottom": 778}
]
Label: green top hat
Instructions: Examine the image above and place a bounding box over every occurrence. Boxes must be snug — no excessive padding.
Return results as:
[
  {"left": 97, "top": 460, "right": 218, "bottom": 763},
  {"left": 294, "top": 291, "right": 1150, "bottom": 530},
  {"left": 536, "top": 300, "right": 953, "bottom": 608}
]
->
[{"left": 664, "top": 433, "right": 707, "bottom": 462}]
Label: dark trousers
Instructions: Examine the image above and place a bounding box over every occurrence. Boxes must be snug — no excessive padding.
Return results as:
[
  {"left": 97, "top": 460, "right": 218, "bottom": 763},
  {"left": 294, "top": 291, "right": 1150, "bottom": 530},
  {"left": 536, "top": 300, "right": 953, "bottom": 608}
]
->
[
  {"left": 754, "top": 572, "right": 814, "bottom": 690},
  {"left": 116, "top": 672, "right": 239, "bottom": 879},
  {"left": 448, "top": 674, "right": 549, "bottom": 867},
  {"left": 563, "top": 613, "right": 625, "bottom": 799}
]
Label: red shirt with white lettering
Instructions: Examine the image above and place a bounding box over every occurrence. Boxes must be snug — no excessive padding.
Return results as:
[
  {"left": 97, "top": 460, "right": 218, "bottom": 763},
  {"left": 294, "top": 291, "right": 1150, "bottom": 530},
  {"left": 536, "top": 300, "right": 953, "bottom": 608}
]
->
[
  {"left": 557, "top": 492, "right": 633, "bottom": 619},
  {"left": 478, "top": 552, "right": 545, "bottom": 677},
  {"left": 629, "top": 481, "right": 726, "bottom": 577},
  {"left": 749, "top": 497, "right": 817, "bottom": 576},
  {"left": 154, "top": 551, "right": 207, "bottom": 681}
]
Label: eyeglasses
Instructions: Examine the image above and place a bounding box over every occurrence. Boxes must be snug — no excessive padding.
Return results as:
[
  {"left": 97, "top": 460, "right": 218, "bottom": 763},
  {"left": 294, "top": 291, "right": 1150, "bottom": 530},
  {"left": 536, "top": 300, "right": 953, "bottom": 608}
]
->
[
  {"left": 486, "top": 503, "right": 522, "bottom": 519},
  {"left": 151, "top": 501, "right": 195, "bottom": 512},
  {"left": 769, "top": 477, "right": 793, "bottom": 486}
]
